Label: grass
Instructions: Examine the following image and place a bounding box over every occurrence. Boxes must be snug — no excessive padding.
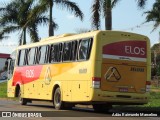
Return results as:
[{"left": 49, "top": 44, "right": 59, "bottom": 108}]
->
[
  {"left": 0, "top": 81, "right": 7, "bottom": 98},
  {"left": 150, "top": 91, "right": 160, "bottom": 99},
  {"left": 144, "top": 92, "right": 160, "bottom": 107},
  {"left": 151, "top": 85, "right": 160, "bottom": 89},
  {"left": 113, "top": 91, "right": 160, "bottom": 114}
]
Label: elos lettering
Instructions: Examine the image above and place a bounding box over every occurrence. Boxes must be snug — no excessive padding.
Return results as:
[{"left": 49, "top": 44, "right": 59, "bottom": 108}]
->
[
  {"left": 26, "top": 70, "right": 34, "bottom": 78},
  {"left": 125, "top": 46, "right": 145, "bottom": 56}
]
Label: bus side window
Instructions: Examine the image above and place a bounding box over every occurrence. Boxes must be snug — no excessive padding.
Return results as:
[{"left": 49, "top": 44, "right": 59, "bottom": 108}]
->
[
  {"left": 18, "top": 49, "right": 26, "bottom": 66},
  {"left": 28, "top": 47, "right": 36, "bottom": 65},
  {"left": 55, "top": 44, "right": 60, "bottom": 62},
  {"left": 50, "top": 43, "right": 63, "bottom": 63},
  {"left": 78, "top": 38, "right": 92, "bottom": 60},
  {"left": 23, "top": 49, "right": 29, "bottom": 65},
  {"left": 38, "top": 45, "right": 47, "bottom": 64},
  {"left": 71, "top": 41, "right": 78, "bottom": 61},
  {"left": 58, "top": 43, "right": 63, "bottom": 62},
  {"left": 45, "top": 45, "right": 50, "bottom": 63},
  {"left": 63, "top": 42, "right": 72, "bottom": 61},
  {"left": 87, "top": 38, "right": 93, "bottom": 59},
  {"left": 50, "top": 44, "right": 57, "bottom": 63}
]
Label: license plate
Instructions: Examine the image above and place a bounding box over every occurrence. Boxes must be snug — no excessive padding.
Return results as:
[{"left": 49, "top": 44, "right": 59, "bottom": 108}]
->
[{"left": 119, "top": 88, "right": 128, "bottom": 92}]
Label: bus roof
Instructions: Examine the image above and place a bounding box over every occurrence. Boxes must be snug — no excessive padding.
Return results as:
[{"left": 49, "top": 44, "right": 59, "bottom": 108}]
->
[
  {"left": 40, "top": 33, "right": 76, "bottom": 42},
  {"left": 16, "top": 30, "right": 148, "bottom": 50}
]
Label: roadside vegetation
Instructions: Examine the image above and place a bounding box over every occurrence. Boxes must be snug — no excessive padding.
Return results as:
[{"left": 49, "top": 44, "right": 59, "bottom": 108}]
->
[
  {"left": 145, "top": 92, "right": 160, "bottom": 107},
  {"left": 113, "top": 84, "right": 160, "bottom": 113},
  {"left": 114, "top": 91, "right": 160, "bottom": 113},
  {"left": 0, "top": 82, "right": 7, "bottom": 98}
]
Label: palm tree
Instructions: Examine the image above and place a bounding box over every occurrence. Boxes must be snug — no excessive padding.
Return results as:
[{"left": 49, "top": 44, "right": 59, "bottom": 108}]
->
[
  {"left": 39, "top": 0, "right": 84, "bottom": 36},
  {"left": 0, "top": 0, "right": 56, "bottom": 45},
  {"left": 144, "top": 0, "right": 160, "bottom": 31},
  {"left": 91, "top": 0, "right": 148, "bottom": 30}
]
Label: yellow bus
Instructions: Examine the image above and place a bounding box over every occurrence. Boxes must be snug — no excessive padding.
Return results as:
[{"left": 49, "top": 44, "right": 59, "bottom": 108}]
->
[{"left": 7, "top": 30, "right": 151, "bottom": 112}]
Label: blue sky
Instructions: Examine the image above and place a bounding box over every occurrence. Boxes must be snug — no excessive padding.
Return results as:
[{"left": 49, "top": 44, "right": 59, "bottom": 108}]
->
[{"left": 0, "top": 0, "right": 158, "bottom": 54}]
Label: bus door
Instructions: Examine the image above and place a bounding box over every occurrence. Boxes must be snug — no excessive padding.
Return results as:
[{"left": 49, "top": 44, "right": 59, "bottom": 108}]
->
[
  {"left": 7, "top": 58, "right": 15, "bottom": 97},
  {"left": 7, "top": 59, "right": 15, "bottom": 79},
  {"left": 101, "top": 40, "right": 147, "bottom": 93}
]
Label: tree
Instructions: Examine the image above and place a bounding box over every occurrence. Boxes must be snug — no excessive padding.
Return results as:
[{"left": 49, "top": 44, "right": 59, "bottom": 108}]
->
[
  {"left": 0, "top": 0, "right": 54, "bottom": 45},
  {"left": 151, "top": 43, "right": 160, "bottom": 77},
  {"left": 91, "top": 0, "right": 148, "bottom": 30},
  {"left": 144, "top": 0, "right": 160, "bottom": 31},
  {"left": 39, "top": 0, "right": 84, "bottom": 36}
]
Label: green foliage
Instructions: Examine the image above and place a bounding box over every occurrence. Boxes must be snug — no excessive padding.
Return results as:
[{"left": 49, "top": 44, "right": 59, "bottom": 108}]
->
[
  {"left": 0, "top": 0, "right": 50, "bottom": 45},
  {"left": 151, "top": 43, "right": 160, "bottom": 77},
  {"left": 144, "top": 99, "right": 160, "bottom": 107},
  {"left": 39, "top": 0, "right": 84, "bottom": 36},
  {"left": 91, "top": 0, "right": 148, "bottom": 30},
  {"left": 144, "top": 0, "right": 160, "bottom": 31},
  {"left": 0, "top": 82, "right": 7, "bottom": 98},
  {"left": 151, "top": 68, "right": 157, "bottom": 77},
  {"left": 144, "top": 92, "right": 160, "bottom": 107},
  {"left": 157, "top": 63, "right": 160, "bottom": 76},
  {"left": 150, "top": 92, "right": 160, "bottom": 99},
  {"left": 114, "top": 91, "right": 160, "bottom": 113},
  {"left": 151, "top": 43, "right": 160, "bottom": 51}
]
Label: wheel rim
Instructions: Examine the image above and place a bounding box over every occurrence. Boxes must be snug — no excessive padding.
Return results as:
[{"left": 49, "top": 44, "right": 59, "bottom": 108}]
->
[
  {"left": 55, "top": 91, "right": 61, "bottom": 106},
  {"left": 19, "top": 90, "right": 22, "bottom": 103}
]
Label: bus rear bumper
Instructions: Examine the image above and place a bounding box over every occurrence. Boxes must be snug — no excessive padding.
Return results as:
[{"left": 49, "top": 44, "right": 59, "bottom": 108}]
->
[{"left": 91, "top": 90, "right": 149, "bottom": 105}]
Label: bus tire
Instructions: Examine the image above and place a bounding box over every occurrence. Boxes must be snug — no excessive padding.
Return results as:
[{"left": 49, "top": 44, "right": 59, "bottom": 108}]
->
[
  {"left": 18, "top": 89, "right": 27, "bottom": 105},
  {"left": 53, "top": 87, "right": 64, "bottom": 110},
  {"left": 93, "top": 104, "right": 112, "bottom": 113}
]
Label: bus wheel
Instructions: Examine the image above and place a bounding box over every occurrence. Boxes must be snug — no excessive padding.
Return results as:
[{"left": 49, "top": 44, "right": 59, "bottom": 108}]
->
[
  {"left": 54, "top": 87, "right": 64, "bottom": 110},
  {"left": 93, "top": 104, "right": 112, "bottom": 113},
  {"left": 18, "top": 89, "right": 27, "bottom": 105}
]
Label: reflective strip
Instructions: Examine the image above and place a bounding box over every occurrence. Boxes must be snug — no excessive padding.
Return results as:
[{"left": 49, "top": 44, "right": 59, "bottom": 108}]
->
[
  {"left": 92, "top": 81, "right": 100, "bottom": 89},
  {"left": 103, "top": 54, "right": 146, "bottom": 62},
  {"left": 146, "top": 85, "right": 151, "bottom": 92}
]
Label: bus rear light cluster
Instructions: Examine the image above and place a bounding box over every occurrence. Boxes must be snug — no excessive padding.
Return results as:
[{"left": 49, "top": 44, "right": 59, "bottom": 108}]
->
[
  {"left": 92, "top": 77, "right": 101, "bottom": 89},
  {"left": 146, "top": 81, "right": 151, "bottom": 92}
]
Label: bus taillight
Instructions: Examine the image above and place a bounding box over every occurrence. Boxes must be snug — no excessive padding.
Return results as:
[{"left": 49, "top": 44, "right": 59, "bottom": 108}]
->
[
  {"left": 92, "top": 77, "right": 101, "bottom": 89},
  {"left": 146, "top": 81, "right": 151, "bottom": 92}
]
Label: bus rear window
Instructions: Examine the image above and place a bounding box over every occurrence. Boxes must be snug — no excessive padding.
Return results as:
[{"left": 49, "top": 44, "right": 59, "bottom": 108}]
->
[{"left": 78, "top": 39, "right": 92, "bottom": 60}]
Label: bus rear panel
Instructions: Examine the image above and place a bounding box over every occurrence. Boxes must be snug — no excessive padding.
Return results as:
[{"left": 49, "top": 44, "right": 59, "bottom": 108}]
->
[{"left": 92, "top": 31, "right": 150, "bottom": 105}]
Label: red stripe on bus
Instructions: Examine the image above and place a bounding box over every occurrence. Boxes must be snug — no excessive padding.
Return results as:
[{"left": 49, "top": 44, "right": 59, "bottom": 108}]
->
[
  {"left": 12, "top": 65, "right": 43, "bottom": 86},
  {"left": 103, "top": 41, "right": 147, "bottom": 58}
]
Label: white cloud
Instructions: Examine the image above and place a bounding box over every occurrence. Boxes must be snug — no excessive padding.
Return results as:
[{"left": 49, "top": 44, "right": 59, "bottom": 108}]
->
[
  {"left": 0, "top": 40, "right": 18, "bottom": 53},
  {"left": 66, "top": 15, "right": 75, "bottom": 20}
]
